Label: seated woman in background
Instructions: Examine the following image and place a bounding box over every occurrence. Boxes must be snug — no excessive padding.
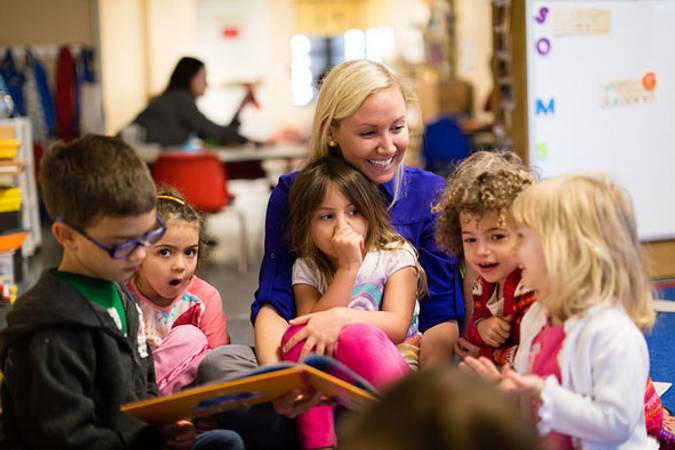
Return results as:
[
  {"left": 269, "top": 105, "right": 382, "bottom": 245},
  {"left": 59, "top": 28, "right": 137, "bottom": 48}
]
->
[{"left": 131, "top": 56, "right": 255, "bottom": 147}]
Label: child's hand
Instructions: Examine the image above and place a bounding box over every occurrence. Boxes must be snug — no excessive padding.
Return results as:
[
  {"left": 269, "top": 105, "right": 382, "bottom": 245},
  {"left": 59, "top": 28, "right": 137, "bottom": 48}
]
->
[
  {"left": 476, "top": 316, "right": 512, "bottom": 347},
  {"left": 460, "top": 357, "right": 539, "bottom": 394},
  {"left": 459, "top": 355, "right": 503, "bottom": 383},
  {"left": 331, "top": 214, "right": 364, "bottom": 271},
  {"left": 501, "top": 367, "right": 545, "bottom": 397},
  {"left": 161, "top": 419, "right": 196, "bottom": 449},
  {"left": 454, "top": 337, "right": 481, "bottom": 359}
]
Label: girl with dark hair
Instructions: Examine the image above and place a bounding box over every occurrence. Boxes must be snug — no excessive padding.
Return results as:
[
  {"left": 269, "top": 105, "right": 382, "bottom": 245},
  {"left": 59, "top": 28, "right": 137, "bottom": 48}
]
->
[
  {"left": 130, "top": 56, "right": 255, "bottom": 147},
  {"left": 126, "top": 187, "right": 231, "bottom": 396},
  {"left": 282, "top": 155, "right": 425, "bottom": 449}
]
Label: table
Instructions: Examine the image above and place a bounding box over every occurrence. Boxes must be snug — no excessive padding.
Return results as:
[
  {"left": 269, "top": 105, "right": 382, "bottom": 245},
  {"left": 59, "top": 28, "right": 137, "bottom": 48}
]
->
[{"left": 134, "top": 143, "right": 307, "bottom": 164}]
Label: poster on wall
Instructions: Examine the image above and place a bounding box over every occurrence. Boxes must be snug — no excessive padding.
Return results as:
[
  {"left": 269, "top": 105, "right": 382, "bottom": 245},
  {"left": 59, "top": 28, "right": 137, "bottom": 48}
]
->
[
  {"left": 526, "top": 0, "right": 675, "bottom": 241},
  {"left": 195, "top": 0, "right": 268, "bottom": 135}
]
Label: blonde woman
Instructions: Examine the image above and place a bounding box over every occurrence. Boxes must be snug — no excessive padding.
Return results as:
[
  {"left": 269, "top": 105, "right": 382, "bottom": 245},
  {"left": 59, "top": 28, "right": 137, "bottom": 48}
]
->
[
  {"left": 463, "top": 175, "right": 657, "bottom": 449},
  {"left": 252, "top": 59, "right": 464, "bottom": 376}
]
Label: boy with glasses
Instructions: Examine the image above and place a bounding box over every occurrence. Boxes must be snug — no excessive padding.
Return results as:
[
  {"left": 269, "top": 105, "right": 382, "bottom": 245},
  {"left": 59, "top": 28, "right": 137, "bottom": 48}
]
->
[{"left": 0, "top": 135, "right": 242, "bottom": 449}]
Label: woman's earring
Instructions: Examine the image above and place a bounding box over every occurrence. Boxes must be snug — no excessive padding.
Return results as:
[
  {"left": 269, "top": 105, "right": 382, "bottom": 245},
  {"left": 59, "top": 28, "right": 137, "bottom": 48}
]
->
[{"left": 327, "top": 139, "right": 337, "bottom": 148}]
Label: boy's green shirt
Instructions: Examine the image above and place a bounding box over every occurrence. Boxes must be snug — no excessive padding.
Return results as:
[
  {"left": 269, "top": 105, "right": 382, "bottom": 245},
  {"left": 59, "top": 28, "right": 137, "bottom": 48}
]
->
[{"left": 54, "top": 270, "right": 128, "bottom": 335}]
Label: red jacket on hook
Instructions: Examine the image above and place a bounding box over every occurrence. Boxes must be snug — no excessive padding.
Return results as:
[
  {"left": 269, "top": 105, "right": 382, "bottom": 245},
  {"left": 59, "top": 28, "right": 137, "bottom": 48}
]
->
[{"left": 55, "top": 45, "right": 78, "bottom": 141}]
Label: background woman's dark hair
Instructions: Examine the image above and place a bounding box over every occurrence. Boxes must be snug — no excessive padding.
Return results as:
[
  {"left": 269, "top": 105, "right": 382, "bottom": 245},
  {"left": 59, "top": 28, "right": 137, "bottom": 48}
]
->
[{"left": 166, "top": 57, "right": 205, "bottom": 93}]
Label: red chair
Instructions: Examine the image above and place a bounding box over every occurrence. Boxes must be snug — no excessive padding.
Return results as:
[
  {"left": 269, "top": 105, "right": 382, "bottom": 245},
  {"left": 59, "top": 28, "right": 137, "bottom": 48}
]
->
[{"left": 151, "top": 151, "right": 248, "bottom": 274}]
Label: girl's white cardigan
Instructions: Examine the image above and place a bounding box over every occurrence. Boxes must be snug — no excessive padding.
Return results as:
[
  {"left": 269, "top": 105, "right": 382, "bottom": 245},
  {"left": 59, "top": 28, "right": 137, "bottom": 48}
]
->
[{"left": 514, "top": 301, "right": 658, "bottom": 450}]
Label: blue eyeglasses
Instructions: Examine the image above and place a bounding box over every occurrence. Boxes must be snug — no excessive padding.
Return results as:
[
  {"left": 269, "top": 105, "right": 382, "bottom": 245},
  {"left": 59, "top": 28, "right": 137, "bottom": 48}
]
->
[{"left": 57, "top": 215, "right": 167, "bottom": 259}]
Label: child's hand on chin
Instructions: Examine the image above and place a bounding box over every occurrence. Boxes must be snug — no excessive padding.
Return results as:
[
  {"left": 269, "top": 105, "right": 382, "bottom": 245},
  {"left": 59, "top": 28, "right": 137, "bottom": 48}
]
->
[{"left": 331, "top": 217, "right": 364, "bottom": 271}]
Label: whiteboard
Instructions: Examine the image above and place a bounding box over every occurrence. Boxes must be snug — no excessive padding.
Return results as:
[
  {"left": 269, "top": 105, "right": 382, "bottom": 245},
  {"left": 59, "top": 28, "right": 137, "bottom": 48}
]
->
[{"left": 525, "top": 0, "right": 675, "bottom": 241}]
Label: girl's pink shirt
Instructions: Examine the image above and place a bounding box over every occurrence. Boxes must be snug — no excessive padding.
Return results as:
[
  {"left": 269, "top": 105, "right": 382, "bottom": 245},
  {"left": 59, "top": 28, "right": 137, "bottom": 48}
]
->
[{"left": 127, "top": 275, "right": 229, "bottom": 349}]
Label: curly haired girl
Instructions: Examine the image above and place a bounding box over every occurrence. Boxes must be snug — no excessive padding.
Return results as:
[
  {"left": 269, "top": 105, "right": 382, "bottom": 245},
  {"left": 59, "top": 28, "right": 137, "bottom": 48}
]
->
[{"left": 434, "top": 150, "right": 536, "bottom": 365}]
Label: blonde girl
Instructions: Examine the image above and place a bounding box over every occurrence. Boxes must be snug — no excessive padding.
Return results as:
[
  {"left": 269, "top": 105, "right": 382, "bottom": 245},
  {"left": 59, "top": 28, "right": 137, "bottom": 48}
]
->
[
  {"left": 281, "top": 155, "right": 425, "bottom": 450},
  {"left": 464, "top": 175, "right": 657, "bottom": 449}
]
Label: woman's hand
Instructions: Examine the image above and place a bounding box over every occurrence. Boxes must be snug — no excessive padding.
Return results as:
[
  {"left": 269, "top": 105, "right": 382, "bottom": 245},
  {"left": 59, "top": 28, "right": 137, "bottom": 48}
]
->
[
  {"left": 331, "top": 215, "right": 364, "bottom": 271},
  {"left": 272, "top": 388, "right": 323, "bottom": 418},
  {"left": 284, "top": 307, "right": 352, "bottom": 360},
  {"left": 239, "top": 83, "right": 259, "bottom": 110},
  {"left": 476, "top": 316, "right": 511, "bottom": 347},
  {"left": 454, "top": 337, "right": 481, "bottom": 359}
]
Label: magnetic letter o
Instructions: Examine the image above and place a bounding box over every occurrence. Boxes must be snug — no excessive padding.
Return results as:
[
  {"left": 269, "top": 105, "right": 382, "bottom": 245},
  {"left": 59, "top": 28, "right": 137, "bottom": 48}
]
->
[{"left": 536, "top": 38, "right": 551, "bottom": 55}]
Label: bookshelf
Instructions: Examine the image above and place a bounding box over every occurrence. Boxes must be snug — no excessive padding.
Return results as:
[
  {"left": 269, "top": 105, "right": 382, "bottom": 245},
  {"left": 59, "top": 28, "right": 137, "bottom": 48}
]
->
[
  {"left": 491, "top": 0, "right": 528, "bottom": 162},
  {"left": 0, "top": 118, "right": 42, "bottom": 258}
]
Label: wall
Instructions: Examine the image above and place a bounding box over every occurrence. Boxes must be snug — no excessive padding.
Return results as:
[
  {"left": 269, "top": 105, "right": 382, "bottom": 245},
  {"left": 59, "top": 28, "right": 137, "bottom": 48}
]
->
[
  {"left": 98, "top": 0, "right": 314, "bottom": 138},
  {"left": 145, "top": 0, "right": 196, "bottom": 95},
  {"left": 0, "top": 0, "right": 95, "bottom": 45},
  {"left": 97, "top": 0, "right": 148, "bottom": 134},
  {"left": 455, "top": 0, "right": 493, "bottom": 121}
]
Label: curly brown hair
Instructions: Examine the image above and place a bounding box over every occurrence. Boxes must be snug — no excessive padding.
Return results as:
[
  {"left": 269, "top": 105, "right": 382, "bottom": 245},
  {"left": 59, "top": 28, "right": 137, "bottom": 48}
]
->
[{"left": 434, "top": 151, "right": 535, "bottom": 257}]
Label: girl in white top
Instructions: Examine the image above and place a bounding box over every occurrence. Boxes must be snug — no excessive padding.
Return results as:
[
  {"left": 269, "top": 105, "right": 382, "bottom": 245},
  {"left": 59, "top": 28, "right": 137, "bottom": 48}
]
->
[
  {"left": 461, "top": 174, "right": 657, "bottom": 450},
  {"left": 281, "top": 155, "right": 425, "bottom": 450}
]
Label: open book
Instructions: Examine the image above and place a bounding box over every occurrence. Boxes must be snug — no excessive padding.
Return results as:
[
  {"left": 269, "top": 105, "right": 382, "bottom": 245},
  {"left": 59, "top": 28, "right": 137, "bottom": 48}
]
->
[{"left": 121, "top": 355, "right": 379, "bottom": 425}]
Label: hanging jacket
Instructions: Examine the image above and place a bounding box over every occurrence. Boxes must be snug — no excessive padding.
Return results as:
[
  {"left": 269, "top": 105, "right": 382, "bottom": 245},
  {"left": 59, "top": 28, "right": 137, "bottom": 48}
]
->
[
  {"left": 24, "top": 50, "right": 56, "bottom": 141},
  {"left": 26, "top": 51, "right": 56, "bottom": 138},
  {"left": 0, "top": 49, "right": 26, "bottom": 116},
  {"left": 55, "top": 46, "right": 79, "bottom": 141},
  {"left": 78, "top": 47, "right": 105, "bottom": 134}
]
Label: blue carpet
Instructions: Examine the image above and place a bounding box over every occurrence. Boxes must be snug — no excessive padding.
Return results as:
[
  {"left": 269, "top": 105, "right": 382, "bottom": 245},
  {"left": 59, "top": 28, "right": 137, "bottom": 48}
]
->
[
  {"left": 654, "top": 279, "right": 675, "bottom": 301},
  {"left": 646, "top": 312, "right": 675, "bottom": 411},
  {"left": 656, "top": 287, "right": 675, "bottom": 301}
]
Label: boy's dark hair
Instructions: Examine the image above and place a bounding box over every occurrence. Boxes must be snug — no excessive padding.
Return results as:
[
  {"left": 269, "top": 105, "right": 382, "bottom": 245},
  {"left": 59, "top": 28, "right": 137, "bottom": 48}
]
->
[
  {"left": 39, "top": 134, "right": 156, "bottom": 228},
  {"left": 339, "top": 368, "right": 543, "bottom": 450}
]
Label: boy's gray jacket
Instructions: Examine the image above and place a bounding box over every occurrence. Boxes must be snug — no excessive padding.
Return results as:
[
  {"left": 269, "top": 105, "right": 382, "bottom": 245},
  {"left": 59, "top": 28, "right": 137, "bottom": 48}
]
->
[{"left": 0, "top": 270, "right": 164, "bottom": 450}]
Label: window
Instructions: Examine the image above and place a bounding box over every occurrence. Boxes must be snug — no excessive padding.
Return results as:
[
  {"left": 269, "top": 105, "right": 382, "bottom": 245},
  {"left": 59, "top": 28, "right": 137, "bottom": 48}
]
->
[{"left": 291, "top": 26, "right": 395, "bottom": 106}]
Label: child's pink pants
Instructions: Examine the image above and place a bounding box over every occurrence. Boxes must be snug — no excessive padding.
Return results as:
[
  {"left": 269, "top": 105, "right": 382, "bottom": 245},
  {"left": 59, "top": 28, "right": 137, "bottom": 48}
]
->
[
  {"left": 281, "top": 323, "right": 410, "bottom": 449},
  {"left": 153, "top": 325, "right": 210, "bottom": 396}
]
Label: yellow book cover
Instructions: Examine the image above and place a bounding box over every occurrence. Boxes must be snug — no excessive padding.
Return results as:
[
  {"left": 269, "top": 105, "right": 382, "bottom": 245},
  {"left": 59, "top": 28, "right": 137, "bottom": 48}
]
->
[{"left": 121, "top": 355, "right": 378, "bottom": 425}]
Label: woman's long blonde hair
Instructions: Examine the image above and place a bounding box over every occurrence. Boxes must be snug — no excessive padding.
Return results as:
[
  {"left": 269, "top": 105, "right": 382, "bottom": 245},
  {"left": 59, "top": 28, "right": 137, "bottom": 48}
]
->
[
  {"left": 511, "top": 175, "right": 655, "bottom": 330},
  {"left": 308, "top": 60, "right": 418, "bottom": 205}
]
